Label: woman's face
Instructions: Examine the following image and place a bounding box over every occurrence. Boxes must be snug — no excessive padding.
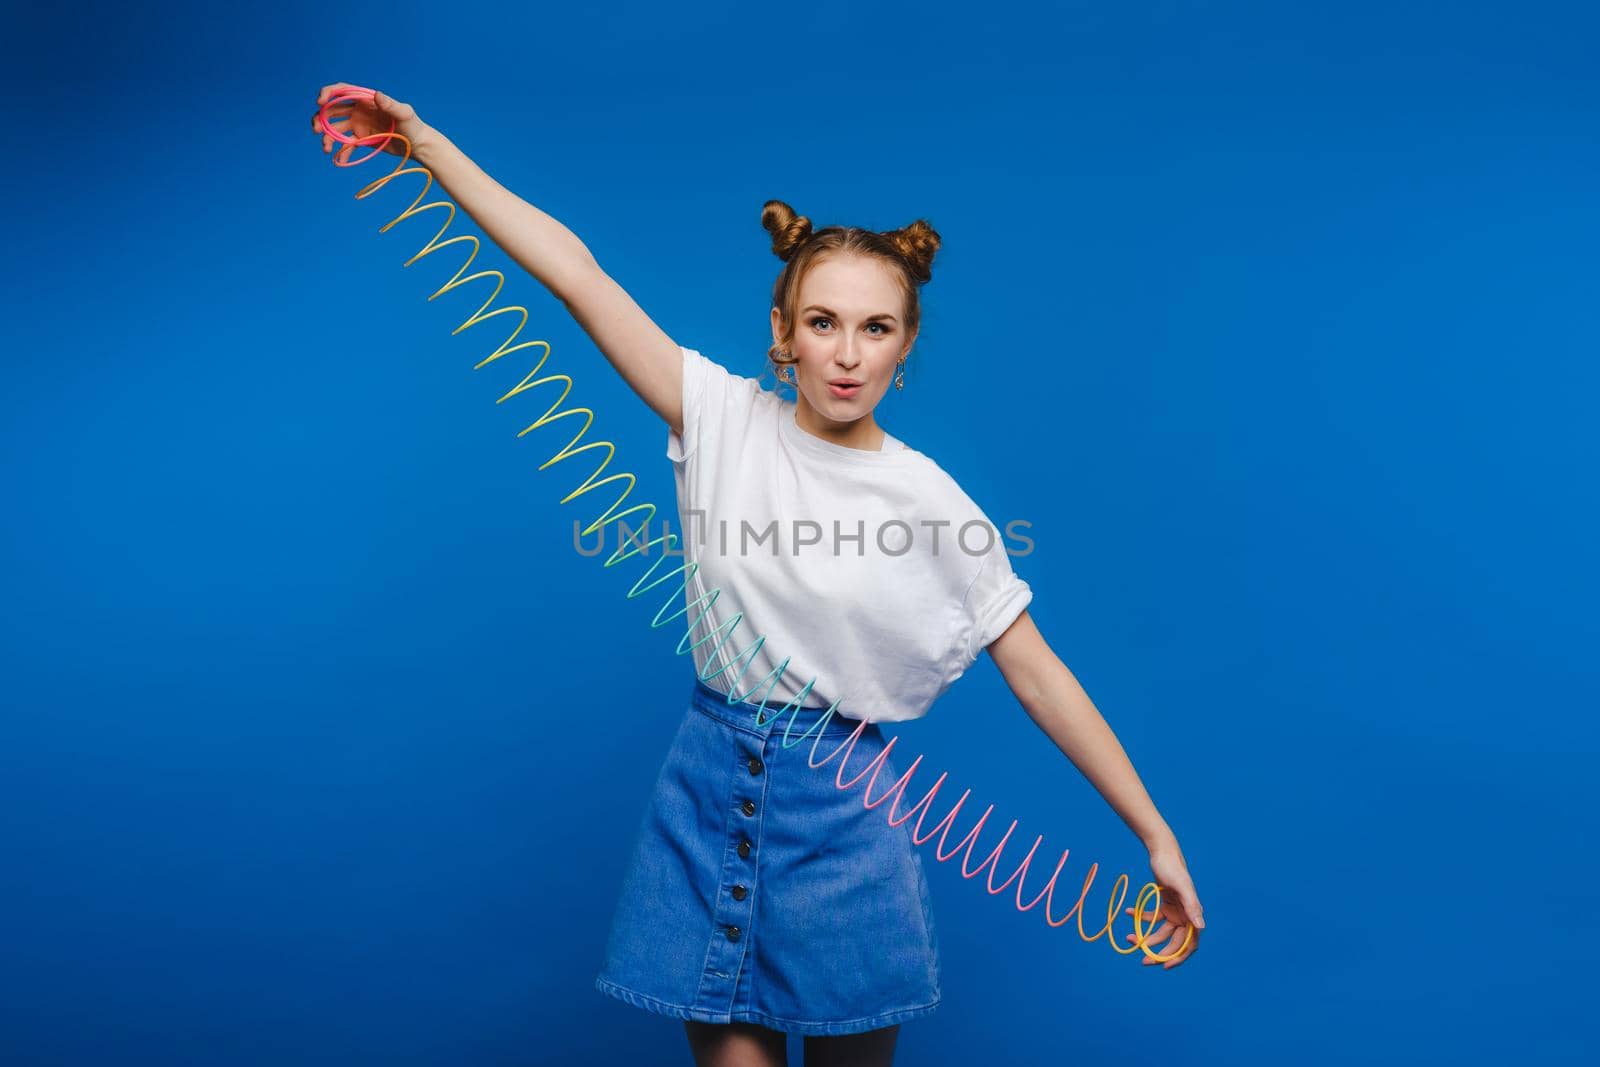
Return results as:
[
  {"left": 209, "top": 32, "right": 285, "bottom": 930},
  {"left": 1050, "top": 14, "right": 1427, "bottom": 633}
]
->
[{"left": 772, "top": 254, "right": 914, "bottom": 440}]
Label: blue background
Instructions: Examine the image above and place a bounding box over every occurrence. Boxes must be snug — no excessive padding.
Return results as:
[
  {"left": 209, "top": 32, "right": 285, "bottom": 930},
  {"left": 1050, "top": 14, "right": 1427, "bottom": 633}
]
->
[{"left": 3, "top": 1, "right": 1595, "bottom": 1063}]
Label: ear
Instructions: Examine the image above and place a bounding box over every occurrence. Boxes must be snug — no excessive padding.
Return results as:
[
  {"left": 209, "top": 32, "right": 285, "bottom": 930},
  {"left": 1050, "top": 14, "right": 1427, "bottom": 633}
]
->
[
  {"left": 770, "top": 306, "right": 784, "bottom": 347},
  {"left": 902, "top": 328, "right": 918, "bottom": 358}
]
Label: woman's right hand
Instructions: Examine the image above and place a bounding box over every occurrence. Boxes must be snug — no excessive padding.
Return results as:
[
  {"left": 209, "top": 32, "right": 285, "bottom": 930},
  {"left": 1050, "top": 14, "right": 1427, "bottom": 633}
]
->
[
  {"left": 1124, "top": 835, "right": 1205, "bottom": 969},
  {"left": 310, "top": 83, "right": 432, "bottom": 161}
]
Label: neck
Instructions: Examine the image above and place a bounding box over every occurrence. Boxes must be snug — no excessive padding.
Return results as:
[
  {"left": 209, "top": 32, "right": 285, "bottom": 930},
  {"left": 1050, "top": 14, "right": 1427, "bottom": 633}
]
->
[{"left": 794, "top": 396, "right": 885, "bottom": 452}]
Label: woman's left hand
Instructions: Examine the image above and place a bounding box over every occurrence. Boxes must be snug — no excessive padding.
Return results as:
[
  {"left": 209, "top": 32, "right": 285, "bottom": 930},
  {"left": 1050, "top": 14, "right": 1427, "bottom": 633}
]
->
[{"left": 1123, "top": 836, "right": 1205, "bottom": 969}]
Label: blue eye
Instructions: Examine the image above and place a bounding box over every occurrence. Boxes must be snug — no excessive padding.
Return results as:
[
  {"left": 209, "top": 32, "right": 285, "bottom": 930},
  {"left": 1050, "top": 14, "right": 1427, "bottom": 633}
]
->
[{"left": 809, "top": 316, "right": 891, "bottom": 336}]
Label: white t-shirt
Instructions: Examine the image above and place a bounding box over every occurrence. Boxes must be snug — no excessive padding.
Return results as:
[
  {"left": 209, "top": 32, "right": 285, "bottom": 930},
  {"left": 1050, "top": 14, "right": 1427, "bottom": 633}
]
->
[{"left": 666, "top": 345, "right": 1032, "bottom": 723}]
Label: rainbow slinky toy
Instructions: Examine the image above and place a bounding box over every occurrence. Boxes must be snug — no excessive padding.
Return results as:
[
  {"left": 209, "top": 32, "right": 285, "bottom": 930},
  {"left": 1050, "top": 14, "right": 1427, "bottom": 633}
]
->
[{"left": 314, "top": 84, "right": 1194, "bottom": 965}]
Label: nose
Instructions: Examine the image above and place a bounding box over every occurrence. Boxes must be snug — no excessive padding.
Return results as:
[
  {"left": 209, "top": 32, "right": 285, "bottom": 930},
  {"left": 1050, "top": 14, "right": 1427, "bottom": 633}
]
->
[{"left": 834, "top": 335, "right": 862, "bottom": 370}]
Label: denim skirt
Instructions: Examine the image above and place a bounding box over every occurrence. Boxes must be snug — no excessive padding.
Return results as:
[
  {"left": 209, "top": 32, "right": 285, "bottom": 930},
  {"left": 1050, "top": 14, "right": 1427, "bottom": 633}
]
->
[{"left": 593, "top": 675, "right": 942, "bottom": 1036}]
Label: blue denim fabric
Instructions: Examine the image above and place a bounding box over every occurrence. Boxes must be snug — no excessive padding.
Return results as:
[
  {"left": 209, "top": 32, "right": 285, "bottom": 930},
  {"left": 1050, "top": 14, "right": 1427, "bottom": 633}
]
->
[{"left": 594, "top": 676, "right": 942, "bottom": 1036}]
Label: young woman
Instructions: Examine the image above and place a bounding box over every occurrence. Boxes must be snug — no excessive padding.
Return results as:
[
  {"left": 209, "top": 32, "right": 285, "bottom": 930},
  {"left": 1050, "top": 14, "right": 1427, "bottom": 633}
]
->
[{"left": 312, "top": 85, "right": 1205, "bottom": 1067}]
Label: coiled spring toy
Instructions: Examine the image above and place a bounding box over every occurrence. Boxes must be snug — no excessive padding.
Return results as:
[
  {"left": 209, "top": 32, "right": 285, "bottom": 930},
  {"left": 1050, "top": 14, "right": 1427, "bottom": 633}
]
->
[{"left": 314, "top": 86, "right": 1193, "bottom": 964}]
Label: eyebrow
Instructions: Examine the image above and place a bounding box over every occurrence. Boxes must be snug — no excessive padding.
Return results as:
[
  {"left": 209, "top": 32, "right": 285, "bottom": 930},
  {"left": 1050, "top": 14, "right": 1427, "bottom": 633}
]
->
[{"left": 801, "top": 304, "right": 899, "bottom": 324}]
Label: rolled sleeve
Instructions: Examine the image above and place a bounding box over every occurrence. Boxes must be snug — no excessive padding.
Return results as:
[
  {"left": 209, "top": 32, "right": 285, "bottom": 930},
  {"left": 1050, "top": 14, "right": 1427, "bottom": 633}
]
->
[
  {"left": 959, "top": 533, "right": 1033, "bottom": 664},
  {"left": 665, "top": 345, "right": 711, "bottom": 464}
]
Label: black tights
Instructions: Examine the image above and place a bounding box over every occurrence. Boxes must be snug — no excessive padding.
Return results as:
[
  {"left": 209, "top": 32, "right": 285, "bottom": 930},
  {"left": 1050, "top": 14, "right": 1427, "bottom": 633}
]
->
[{"left": 683, "top": 1020, "right": 900, "bottom": 1067}]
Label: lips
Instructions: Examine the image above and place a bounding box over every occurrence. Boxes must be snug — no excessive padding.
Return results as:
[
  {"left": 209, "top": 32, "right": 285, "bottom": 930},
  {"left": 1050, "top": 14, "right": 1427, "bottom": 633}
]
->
[{"left": 829, "top": 379, "right": 863, "bottom": 386}]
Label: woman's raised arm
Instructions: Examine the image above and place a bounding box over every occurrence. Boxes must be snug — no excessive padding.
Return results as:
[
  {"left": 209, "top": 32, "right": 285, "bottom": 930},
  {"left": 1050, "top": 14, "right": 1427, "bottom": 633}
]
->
[{"left": 312, "top": 85, "right": 685, "bottom": 436}]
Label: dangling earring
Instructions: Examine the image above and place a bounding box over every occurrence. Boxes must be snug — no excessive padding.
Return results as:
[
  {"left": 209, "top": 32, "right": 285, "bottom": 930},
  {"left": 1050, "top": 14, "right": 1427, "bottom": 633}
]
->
[
  {"left": 775, "top": 353, "right": 795, "bottom": 385},
  {"left": 894, "top": 357, "right": 906, "bottom": 391}
]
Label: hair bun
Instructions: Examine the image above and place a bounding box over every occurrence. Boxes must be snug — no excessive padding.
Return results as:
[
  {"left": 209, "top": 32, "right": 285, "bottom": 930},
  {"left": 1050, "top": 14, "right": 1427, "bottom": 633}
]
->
[
  {"left": 761, "top": 199, "right": 814, "bottom": 262},
  {"left": 884, "top": 219, "right": 941, "bottom": 285}
]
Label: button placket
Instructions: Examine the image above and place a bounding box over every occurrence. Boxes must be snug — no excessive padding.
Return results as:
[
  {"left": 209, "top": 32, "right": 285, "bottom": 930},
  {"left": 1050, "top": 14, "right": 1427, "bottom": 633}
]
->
[
  {"left": 698, "top": 727, "right": 770, "bottom": 1005},
  {"left": 731, "top": 743, "right": 760, "bottom": 905},
  {"left": 727, "top": 727, "right": 773, "bottom": 1007}
]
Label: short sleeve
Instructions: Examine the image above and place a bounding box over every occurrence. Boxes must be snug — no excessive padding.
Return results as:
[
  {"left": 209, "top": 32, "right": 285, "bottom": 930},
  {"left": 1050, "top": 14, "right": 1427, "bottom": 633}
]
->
[
  {"left": 957, "top": 525, "right": 1033, "bottom": 664},
  {"left": 666, "top": 345, "right": 764, "bottom": 465}
]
